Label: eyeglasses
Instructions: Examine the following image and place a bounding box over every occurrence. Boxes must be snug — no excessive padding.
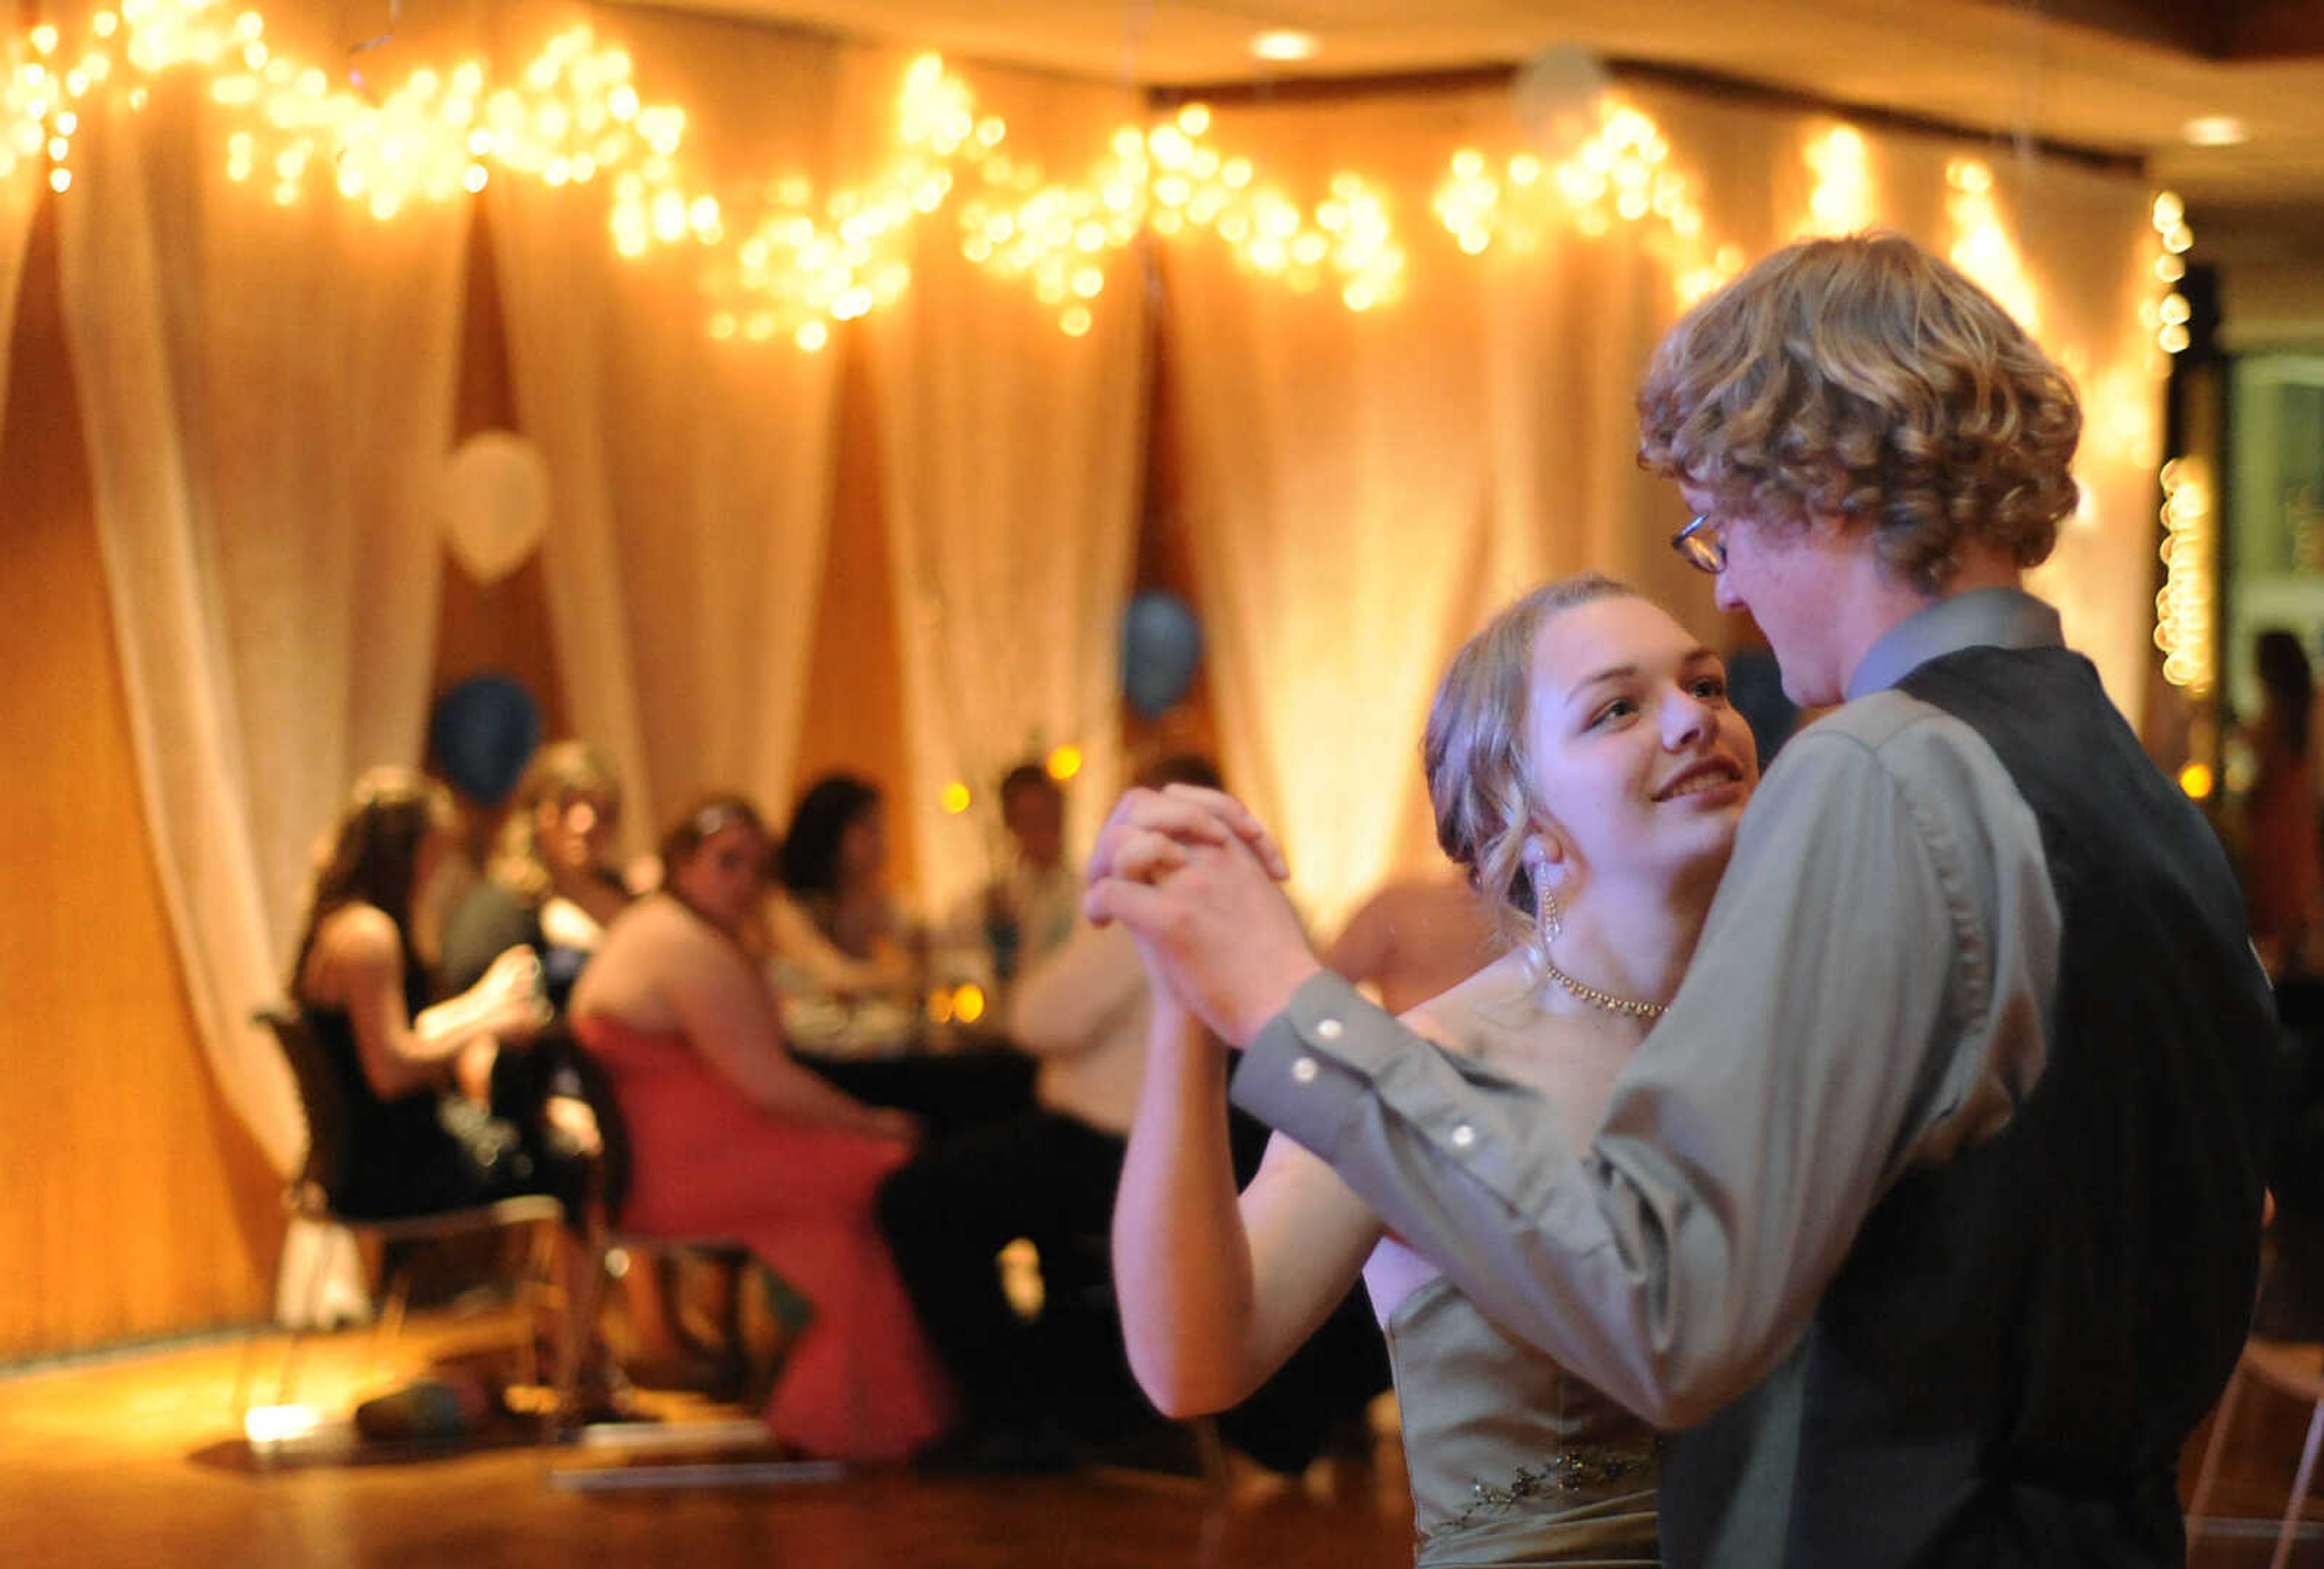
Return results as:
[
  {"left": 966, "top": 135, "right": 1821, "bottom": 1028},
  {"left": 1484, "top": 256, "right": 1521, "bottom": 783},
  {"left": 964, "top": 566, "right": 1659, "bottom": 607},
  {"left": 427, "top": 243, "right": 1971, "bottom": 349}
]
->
[{"left": 1672, "top": 514, "right": 1727, "bottom": 574}]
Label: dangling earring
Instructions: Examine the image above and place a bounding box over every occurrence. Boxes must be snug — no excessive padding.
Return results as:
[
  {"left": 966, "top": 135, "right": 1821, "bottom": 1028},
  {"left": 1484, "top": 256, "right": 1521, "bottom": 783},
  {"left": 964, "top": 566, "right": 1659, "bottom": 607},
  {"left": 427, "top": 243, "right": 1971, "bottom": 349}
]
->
[{"left": 1535, "top": 873, "right": 1563, "bottom": 945}]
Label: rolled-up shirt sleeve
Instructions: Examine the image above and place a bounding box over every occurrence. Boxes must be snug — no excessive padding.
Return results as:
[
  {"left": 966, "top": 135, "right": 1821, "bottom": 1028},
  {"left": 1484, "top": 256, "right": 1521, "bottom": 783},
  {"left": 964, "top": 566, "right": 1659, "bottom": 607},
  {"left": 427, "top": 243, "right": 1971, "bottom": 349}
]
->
[{"left": 1233, "top": 714, "right": 2054, "bottom": 1427}]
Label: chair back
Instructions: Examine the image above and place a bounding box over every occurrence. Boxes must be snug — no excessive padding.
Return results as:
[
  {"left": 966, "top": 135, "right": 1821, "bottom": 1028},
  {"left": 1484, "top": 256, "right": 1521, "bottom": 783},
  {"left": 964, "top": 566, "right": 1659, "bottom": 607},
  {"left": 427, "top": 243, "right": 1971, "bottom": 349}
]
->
[{"left": 253, "top": 1004, "right": 353, "bottom": 1208}]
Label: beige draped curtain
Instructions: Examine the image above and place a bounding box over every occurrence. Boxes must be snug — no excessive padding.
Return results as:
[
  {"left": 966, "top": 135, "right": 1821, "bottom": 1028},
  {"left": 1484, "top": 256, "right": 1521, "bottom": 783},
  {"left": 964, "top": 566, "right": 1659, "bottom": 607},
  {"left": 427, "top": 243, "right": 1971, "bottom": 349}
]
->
[
  {"left": 56, "top": 0, "right": 480, "bottom": 1173},
  {"left": 855, "top": 53, "right": 1145, "bottom": 918},
  {"left": 487, "top": 2, "right": 848, "bottom": 850},
  {"left": 1161, "top": 81, "right": 2159, "bottom": 924},
  {"left": 1163, "top": 94, "right": 1510, "bottom": 933}
]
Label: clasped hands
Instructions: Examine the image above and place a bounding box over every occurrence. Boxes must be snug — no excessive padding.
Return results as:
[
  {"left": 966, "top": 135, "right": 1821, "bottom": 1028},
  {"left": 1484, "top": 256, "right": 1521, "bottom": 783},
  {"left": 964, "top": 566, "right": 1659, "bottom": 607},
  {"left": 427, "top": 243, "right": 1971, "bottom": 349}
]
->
[{"left": 1082, "top": 784, "right": 1322, "bottom": 1045}]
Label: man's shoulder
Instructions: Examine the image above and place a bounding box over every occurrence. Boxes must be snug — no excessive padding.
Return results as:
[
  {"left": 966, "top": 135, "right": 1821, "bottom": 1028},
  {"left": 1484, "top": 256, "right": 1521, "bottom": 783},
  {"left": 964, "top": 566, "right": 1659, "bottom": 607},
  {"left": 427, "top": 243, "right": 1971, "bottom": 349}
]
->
[
  {"left": 1771, "top": 688, "right": 2004, "bottom": 794},
  {"left": 1751, "top": 689, "right": 2045, "bottom": 867}
]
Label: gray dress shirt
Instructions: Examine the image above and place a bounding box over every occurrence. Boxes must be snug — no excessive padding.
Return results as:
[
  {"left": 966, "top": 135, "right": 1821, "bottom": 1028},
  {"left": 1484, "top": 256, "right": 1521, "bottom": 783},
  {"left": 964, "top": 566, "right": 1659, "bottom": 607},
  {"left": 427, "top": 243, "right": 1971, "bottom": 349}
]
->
[{"left": 1233, "top": 589, "right": 2081, "bottom": 1544}]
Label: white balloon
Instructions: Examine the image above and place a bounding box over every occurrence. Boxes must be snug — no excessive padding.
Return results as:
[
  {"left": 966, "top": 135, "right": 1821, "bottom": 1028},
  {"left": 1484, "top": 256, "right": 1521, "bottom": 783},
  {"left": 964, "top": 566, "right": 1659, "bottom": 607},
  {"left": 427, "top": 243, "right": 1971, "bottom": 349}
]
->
[{"left": 439, "top": 431, "right": 551, "bottom": 585}]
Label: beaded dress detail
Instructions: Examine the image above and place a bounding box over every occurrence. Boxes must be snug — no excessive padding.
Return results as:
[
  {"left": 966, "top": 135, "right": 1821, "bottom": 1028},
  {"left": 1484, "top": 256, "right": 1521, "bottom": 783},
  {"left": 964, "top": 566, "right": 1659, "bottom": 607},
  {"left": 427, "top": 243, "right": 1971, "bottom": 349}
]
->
[{"left": 1382, "top": 1269, "right": 1659, "bottom": 1566}]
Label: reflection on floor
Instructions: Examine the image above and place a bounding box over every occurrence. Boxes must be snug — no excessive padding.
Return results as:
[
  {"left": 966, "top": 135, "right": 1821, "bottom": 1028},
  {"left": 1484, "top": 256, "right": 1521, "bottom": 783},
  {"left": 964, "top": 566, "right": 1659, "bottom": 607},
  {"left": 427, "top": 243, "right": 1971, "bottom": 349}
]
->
[
  {"left": 3, "top": 1311, "right": 2323, "bottom": 1567},
  {"left": 0, "top": 1312, "right": 1414, "bottom": 1568}
]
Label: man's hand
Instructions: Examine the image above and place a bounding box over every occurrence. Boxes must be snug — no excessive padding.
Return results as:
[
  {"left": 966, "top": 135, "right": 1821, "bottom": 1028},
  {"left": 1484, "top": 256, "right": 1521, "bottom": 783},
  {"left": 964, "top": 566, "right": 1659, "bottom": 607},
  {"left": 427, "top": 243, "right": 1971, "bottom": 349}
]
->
[
  {"left": 1086, "top": 785, "right": 1292, "bottom": 887},
  {"left": 1086, "top": 831, "right": 1319, "bottom": 1047}
]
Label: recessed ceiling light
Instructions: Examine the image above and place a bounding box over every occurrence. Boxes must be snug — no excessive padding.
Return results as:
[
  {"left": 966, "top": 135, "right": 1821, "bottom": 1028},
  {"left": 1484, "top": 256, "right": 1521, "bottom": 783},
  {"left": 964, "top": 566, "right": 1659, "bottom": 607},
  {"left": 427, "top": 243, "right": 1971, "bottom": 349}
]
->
[
  {"left": 2181, "top": 115, "right": 2250, "bottom": 148},
  {"left": 1250, "top": 30, "right": 1319, "bottom": 63}
]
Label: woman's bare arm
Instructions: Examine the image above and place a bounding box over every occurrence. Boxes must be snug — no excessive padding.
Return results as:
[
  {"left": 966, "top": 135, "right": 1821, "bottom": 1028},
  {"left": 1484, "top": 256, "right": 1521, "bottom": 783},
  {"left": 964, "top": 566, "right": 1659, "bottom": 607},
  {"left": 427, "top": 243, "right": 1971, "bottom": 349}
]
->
[
  {"left": 307, "top": 904, "right": 545, "bottom": 1100},
  {"left": 1112, "top": 984, "right": 1384, "bottom": 1416}
]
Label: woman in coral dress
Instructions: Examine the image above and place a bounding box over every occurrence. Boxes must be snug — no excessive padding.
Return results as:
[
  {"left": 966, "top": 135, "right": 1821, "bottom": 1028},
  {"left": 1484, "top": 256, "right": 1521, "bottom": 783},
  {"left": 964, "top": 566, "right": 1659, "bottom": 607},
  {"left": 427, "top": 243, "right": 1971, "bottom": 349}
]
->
[{"left": 570, "top": 795, "right": 952, "bottom": 1461}]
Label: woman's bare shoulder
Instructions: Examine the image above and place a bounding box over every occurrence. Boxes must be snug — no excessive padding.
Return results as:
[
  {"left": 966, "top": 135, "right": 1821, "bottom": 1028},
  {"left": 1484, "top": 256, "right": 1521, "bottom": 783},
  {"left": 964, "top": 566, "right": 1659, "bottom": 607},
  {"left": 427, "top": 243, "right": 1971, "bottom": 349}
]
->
[
  {"left": 301, "top": 903, "right": 401, "bottom": 1005},
  {"left": 1397, "top": 952, "right": 1532, "bottom": 1057},
  {"left": 602, "top": 893, "right": 709, "bottom": 949},
  {"left": 313, "top": 903, "right": 400, "bottom": 970}
]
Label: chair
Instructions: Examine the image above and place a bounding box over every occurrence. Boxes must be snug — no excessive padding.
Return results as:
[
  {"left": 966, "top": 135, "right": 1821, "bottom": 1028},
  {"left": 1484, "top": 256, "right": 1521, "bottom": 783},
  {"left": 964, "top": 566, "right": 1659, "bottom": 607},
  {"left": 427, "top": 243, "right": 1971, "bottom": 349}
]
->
[
  {"left": 2187, "top": 1336, "right": 2324, "bottom": 1568},
  {"left": 235, "top": 1005, "right": 577, "bottom": 1441}
]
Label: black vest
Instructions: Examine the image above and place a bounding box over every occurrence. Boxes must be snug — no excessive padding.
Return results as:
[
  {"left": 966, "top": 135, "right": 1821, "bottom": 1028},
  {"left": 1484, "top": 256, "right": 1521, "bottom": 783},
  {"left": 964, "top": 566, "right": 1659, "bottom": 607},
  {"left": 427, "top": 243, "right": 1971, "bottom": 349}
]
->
[{"left": 1664, "top": 645, "right": 2281, "bottom": 1567}]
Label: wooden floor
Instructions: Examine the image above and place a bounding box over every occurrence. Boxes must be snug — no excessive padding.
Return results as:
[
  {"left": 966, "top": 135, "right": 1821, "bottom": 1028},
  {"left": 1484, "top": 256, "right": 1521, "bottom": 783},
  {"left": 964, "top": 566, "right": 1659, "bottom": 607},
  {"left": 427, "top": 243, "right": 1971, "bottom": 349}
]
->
[{"left": 5, "top": 1314, "right": 2324, "bottom": 1567}]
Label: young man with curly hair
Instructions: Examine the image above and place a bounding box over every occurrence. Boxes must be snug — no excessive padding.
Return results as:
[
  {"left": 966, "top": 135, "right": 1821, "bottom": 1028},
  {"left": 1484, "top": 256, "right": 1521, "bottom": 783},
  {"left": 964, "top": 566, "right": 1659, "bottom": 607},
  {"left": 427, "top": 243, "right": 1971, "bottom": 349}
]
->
[{"left": 1085, "top": 234, "right": 2282, "bottom": 1565}]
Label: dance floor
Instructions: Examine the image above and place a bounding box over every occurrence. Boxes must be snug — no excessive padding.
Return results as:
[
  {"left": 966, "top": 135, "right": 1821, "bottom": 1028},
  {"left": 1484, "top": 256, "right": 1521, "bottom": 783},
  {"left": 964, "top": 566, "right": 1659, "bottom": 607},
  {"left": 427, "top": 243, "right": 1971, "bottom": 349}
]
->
[{"left": 1, "top": 1312, "right": 2320, "bottom": 1567}]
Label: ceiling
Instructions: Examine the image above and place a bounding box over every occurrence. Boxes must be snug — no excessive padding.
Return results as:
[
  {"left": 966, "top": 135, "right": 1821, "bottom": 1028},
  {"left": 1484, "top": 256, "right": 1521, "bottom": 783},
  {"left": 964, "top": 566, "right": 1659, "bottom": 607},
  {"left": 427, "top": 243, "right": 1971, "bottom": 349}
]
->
[{"left": 623, "top": 0, "right": 2324, "bottom": 233}]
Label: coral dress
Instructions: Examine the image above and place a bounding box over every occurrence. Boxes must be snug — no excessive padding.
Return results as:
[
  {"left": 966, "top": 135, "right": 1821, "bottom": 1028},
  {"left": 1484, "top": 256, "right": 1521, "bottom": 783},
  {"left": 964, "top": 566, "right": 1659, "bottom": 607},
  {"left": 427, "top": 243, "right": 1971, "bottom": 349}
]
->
[{"left": 574, "top": 1016, "right": 954, "bottom": 1461}]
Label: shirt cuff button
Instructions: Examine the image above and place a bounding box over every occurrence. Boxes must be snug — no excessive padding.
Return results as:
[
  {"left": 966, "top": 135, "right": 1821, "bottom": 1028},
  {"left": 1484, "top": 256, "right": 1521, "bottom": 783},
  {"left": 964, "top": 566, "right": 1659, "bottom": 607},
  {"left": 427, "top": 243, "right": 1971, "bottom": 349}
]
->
[
  {"left": 1450, "top": 1122, "right": 1477, "bottom": 1149},
  {"left": 1292, "top": 1056, "right": 1320, "bottom": 1085},
  {"left": 1315, "top": 1018, "right": 1345, "bottom": 1042}
]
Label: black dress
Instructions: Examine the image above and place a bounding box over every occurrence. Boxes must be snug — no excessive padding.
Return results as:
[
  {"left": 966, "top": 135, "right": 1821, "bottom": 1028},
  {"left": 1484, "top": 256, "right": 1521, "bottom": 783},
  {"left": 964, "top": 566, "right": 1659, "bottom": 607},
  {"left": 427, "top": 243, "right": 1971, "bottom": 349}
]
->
[{"left": 301, "top": 966, "right": 587, "bottom": 1220}]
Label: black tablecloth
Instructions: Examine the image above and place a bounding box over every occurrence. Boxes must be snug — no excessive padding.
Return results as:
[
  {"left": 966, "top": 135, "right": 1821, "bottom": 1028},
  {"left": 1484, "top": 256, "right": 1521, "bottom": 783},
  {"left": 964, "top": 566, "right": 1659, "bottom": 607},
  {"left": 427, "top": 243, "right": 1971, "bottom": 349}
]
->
[{"left": 799, "top": 1046, "right": 1036, "bottom": 1140}]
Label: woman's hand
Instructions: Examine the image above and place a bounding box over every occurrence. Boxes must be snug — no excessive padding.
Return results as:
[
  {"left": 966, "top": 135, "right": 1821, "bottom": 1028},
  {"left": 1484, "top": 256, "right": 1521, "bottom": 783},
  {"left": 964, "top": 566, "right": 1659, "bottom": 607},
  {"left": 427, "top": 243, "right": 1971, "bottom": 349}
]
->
[
  {"left": 476, "top": 946, "right": 552, "bottom": 1038},
  {"left": 545, "top": 1094, "right": 605, "bottom": 1160}
]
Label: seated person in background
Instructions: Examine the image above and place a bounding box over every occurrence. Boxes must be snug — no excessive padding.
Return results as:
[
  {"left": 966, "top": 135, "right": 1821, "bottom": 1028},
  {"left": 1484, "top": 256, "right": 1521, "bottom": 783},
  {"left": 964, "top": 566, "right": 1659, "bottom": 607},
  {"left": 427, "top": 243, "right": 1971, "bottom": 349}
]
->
[
  {"left": 435, "top": 742, "right": 629, "bottom": 1169},
  {"left": 881, "top": 754, "right": 1386, "bottom": 1472},
  {"left": 770, "top": 772, "right": 925, "bottom": 1052},
  {"left": 1322, "top": 869, "right": 1503, "bottom": 1016},
  {"left": 439, "top": 740, "right": 631, "bottom": 1008},
  {"left": 938, "top": 761, "right": 1082, "bottom": 993},
  {"left": 290, "top": 767, "right": 582, "bottom": 1220},
  {"left": 2241, "top": 628, "right": 2324, "bottom": 979},
  {"left": 570, "top": 794, "right": 952, "bottom": 1462}
]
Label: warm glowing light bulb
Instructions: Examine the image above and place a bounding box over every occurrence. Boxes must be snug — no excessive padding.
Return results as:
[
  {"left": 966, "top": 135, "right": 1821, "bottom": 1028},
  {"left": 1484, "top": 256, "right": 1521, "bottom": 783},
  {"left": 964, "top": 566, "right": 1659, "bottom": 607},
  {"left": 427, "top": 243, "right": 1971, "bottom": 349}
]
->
[
  {"left": 2178, "top": 761, "right": 2213, "bottom": 800},
  {"left": 2180, "top": 116, "right": 2248, "bottom": 148},
  {"left": 941, "top": 781, "right": 973, "bottom": 815},
  {"left": 1046, "top": 745, "right": 1083, "bottom": 781},
  {"left": 1250, "top": 30, "right": 1318, "bottom": 62}
]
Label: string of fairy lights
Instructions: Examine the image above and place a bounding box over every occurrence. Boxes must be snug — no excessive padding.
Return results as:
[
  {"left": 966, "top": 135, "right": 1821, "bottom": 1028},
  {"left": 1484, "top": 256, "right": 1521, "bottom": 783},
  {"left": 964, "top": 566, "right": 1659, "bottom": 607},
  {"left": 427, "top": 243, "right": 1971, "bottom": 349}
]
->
[
  {"left": 1, "top": 1, "right": 2195, "bottom": 347},
  {"left": 2145, "top": 192, "right": 2209, "bottom": 709},
  {"left": 1, "top": 1, "right": 2214, "bottom": 771}
]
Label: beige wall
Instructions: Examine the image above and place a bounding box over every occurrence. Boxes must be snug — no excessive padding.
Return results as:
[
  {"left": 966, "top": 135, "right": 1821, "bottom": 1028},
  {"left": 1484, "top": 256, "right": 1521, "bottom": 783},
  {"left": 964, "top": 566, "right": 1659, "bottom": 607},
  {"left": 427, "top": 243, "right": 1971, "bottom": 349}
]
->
[{"left": 0, "top": 205, "right": 280, "bottom": 1361}]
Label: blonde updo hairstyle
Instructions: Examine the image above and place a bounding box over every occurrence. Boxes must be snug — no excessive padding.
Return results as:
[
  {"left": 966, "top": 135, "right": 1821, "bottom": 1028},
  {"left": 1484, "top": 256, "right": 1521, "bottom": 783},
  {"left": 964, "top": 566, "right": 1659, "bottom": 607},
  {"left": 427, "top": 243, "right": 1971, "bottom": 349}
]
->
[
  {"left": 1637, "top": 232, "right": 2081, "bottom": 594},
  {"left": 1423, "top": 572, "right": 1638, "bottom": 963}
]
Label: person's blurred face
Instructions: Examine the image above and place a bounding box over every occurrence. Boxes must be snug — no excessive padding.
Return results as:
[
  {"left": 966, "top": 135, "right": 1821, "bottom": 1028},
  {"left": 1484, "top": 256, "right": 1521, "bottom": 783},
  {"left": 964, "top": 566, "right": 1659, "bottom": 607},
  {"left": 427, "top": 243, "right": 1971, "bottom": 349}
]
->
[
  {"left": 1002, "top": 781, "right": 1066, "bottom": 872},
  {"left": 669, "top": 823, "right": 770, "bottom": 933},
  {"left": 837, "top": 802, "right": 887, "bottom": 889},
  {"left": 1523, "top": 596, "right": 1758, "bottom": 893},
  {"left": 537, "top": 789, "right": 618, "bottom": 878}
]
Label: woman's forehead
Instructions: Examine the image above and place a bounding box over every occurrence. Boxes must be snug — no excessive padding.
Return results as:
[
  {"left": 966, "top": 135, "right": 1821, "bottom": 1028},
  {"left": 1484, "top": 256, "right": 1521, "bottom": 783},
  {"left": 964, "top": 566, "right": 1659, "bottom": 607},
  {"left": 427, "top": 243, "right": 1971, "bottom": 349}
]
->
[{"left": 1532, "top": 596, "right": 1698, "bottom": 676}]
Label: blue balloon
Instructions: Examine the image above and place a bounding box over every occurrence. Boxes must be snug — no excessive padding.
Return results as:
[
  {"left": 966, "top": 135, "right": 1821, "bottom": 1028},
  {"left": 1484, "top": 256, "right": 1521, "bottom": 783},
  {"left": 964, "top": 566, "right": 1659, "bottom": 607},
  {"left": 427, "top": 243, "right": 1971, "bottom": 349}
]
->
[
  {"left": 1121, "top": 590, "right": 1203, "bottom": 719},
  {"left": 430, "top": 674, "right": 543, "bottom": 805}
]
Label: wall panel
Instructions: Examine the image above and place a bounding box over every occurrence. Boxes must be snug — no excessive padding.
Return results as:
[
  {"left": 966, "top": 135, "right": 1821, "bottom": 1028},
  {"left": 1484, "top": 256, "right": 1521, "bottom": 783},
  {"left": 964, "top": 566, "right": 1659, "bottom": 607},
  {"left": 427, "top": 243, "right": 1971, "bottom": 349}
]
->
[{"left": 0, "top": 199, "right": 277, "bottom": 1361}]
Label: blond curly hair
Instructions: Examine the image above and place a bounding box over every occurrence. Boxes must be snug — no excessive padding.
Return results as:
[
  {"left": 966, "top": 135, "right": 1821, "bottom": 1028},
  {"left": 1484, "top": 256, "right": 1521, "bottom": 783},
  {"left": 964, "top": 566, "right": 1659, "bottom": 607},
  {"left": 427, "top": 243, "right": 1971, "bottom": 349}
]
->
[
  {"left": 1423, "top": 572, "right": 1636, "bottom": 963},
  {"left": 1636, "top": 232, "right": 2080, "bottom": 594}
]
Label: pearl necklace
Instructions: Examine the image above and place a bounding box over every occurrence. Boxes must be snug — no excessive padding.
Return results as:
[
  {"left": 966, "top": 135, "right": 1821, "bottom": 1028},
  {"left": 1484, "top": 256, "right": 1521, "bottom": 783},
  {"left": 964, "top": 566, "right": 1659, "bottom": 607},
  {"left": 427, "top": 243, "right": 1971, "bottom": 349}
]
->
[{"left": 1538, "top": 956, "right": 1666, "bottom": 1022}]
